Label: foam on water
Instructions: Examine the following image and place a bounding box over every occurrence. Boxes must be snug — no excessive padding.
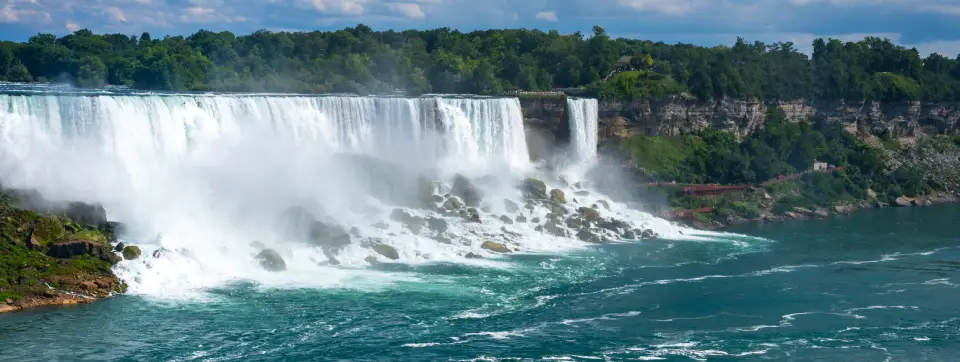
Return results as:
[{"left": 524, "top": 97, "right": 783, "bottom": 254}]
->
[{"left": 0, "top": 92, "right": 726, "bottom": 297}]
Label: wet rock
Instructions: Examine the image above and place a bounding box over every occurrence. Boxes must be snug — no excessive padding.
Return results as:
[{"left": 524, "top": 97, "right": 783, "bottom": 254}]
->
[
  {"left": 596, "top": 200, "right": 610, "bottom": 210},
  {"left": 4, "top": 298, "right": 13, "bottom": 305},
  {"left": 435, "top": 234, "right": 453, "bottom": 244},
  {"left": 504, "top": 199, "right": 520, "bottom": 213},
  {"left": 79, "top": 281, "right": 98, "bottom": 290},
  {"left": 372, "top": 221, "right": 390, "bottom": 230},
  {"left": 443, "top": 197, "right": 464, "bottom": 212},
  {"left": 522, "top": 178, "right": 548, "bottom": 200},
  {"left": 534, "top": 225, "right": 544, "bottom": 232},
  {"left": 452, "top": 174, "right": 482, "bottom": 207},
  {"left": 577, "top": 207, "right": 600, "bottom": 222},
  {"left": 114, "top": 242, "right": 125, "bottom": 252},
  {"left": 481, "top": 241, "right": 511, "bottom": 253},
  {"left": 64, "top": 202, "right": 107, "bottom": 227},
  {"left": 575, "top": 191, "right": 590, "bottom": 197},
  {"left": 373, "top": 244, "right": 400, "bottom": 260},
  {"left": 599, "top": 218, "right": 630, "bottom": 231},
  {"left": 516, "top": 215, "right": 527, "bottom": 223},
  {"left": 640, "top": 229, "right": 657, "bottom": 240},
  {"left": 525, "top": 202, "right": 536, "bottom": 211},
  {"left": 565, "top": 217, "right": 582, "bottom": 229},
  {"left": 427, "top": 217, "right": 449, "bottom": 233},
  {"left": 549, "top": 189, "right": 566, "bottom": 205},
  {"left": 464, "top": 208, "right": 481, "bottom": 223},
  {"left": 432, "top": 195, "right": 444, "bottom": 203},
  {"left": 499, "top": 215, "right": 514, "bottom": 224},
  {"left": 532, "top": 217, "right": 541, "bottom": 224},
  {"left": 417, "top": 175, "right": 437, "bottom": 207},
  {"left": 152, "top": 249, "right": 165, "bottom": 258},
  {"left": 621, "top": 229, "right": 636, "bottom": 240},
  {"left": 364, "top": 256, "right": 379, "bottom": 265},
  {"left": 391, "top": 208, "right": 426, "bottom": 233},
  {"left": 122, "top": 246, "right": 142, "bottom": 260},
  {"left": 574, "top": 182, "right": 583, "bottom": 189},
  {"left": 256, "top": 249, "right": 286, "bottom": 271},
  {"left": 558, "top": 176, "right": 570, "bottom": 187},
  {"left": 576, "top": 228, "right": 601, "bottom": 243},
  {"left": 277, "top": 206, "right": 319, "bottom": 238},
  {"left": 308, "top": 221, "right": 352, "bottom": 249},
  {"left": 544, "top": 221, "right": 566, "bottom": 237},
  {"left": 834, "top": 205, "right": 855, "bottom": 214},
  {"left": 465, "top": 252, "right": 483, "bottom": 259},
  {"left": 481, "top": 205, "right": 492, "bottom": 213},
  {"left": 350, "top": 227, "right": 361, "bottom": 236}
]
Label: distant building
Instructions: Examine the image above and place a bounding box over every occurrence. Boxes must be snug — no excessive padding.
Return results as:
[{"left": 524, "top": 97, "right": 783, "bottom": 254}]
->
[
  {"left": 614, "top": 56, "right": 634, "bottom": 72},
  {"left": 813, "top": 160, "right": 828, "bottom": 171}
]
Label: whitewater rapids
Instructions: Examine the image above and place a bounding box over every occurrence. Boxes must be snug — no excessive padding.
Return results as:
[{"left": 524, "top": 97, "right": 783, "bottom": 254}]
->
[{"left": 0, "top": 92, "right": 719, "bottom": 297}]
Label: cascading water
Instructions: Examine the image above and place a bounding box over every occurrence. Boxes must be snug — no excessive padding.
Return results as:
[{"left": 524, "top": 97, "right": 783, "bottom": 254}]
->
[
  {"left": 0, "top": 91, "right": 711, "bottom": 298},
  {"left": 566, "top": 97, "right": 599, "bottom": 165}
]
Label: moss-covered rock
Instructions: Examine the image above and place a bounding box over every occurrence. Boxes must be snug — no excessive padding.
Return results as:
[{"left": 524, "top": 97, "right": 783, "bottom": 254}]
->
[
  {"left": 481, "top": 241, "right": 511, "bottom": 253},
  {"left": 122, "top": 246, "right": 142, "bottom": 260},
  {"left": 550, "top": 189, "right": 566, "bottom": 204},
  {"left": 464, "top": 208, "right": 481, "bottom": 223},
  {"left": 577, "top": 207, "right": 600, "bottom": 222}
]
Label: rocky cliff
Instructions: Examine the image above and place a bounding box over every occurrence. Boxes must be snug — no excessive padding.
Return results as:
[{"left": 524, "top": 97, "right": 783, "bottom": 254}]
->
[{"left": 519, "top": 95, "right": 960, "bottom": 145}]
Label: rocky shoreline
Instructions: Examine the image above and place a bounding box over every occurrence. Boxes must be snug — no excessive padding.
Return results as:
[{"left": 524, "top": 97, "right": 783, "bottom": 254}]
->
[{"left": 691, "top": 191, "right": 960, "bottom": 230}]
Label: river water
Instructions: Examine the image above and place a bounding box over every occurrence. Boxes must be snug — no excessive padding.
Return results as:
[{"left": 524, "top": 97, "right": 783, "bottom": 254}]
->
[{"left": 1, "top": 205, "right": 958, "bottom": 361}]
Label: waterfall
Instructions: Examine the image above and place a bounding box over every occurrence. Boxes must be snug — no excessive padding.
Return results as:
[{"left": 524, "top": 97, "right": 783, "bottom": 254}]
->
[
  {"left": 0, "top": 91, "right": 698, "bottom": 297},
  {"left": 566, "top": 97, "right": 599, "bottom": 164}
]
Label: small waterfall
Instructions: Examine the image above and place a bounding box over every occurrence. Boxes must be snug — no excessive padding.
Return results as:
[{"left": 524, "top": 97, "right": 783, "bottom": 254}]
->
[
  {"left": 566, "top": 97, "right": 599, "bottom": 164},
  {"left": 0, "top": 91, "right": 701, "bottom": 297}
]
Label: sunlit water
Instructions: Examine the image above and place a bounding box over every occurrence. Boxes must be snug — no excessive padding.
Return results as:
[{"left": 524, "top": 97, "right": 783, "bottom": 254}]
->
[{"left": 2, "top": 205, "right": 958, "bottom": 361}]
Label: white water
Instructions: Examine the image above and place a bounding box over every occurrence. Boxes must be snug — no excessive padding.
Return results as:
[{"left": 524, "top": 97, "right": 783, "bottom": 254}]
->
[
  {"left": 0, "top": 93, "right": 716, "bottom": 298},
  {"left": 567, "top": 98, "right": 599, "bottom": 165}
]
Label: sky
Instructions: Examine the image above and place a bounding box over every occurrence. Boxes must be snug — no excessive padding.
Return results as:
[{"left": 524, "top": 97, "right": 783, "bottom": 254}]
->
[{"left": 3, "top": 0, "right": 960, "bottom": 56}]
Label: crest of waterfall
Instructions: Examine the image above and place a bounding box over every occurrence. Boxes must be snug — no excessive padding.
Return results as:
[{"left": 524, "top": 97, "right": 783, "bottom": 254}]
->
[{"left": 0, "top": 90, "right": 709, "bottom": 297}]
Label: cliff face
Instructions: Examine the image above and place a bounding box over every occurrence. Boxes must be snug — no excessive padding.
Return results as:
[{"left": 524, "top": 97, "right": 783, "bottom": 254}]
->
[{"left": 519, "top": 96, "right": 960, "bottom": 146}]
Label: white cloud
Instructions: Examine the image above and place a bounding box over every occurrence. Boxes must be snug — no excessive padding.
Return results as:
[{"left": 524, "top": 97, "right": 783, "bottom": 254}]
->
[
  {"left": 617, "top": 0, "right": 703, "bottom": 15},
  {"left": 306, "top": 0, "right": 369, "bottom": 15},
  {"left": 386, "top": 3, "right": 425, "bottom": 19},
  {"left": 104, "top": 6, "right": 127, "bottom": 22},
  {"left": 535, "top": 10, "right": 557, "bottom": 21},
  {"left": 65, "top": 22, "right": 80, "bottom": 31}
]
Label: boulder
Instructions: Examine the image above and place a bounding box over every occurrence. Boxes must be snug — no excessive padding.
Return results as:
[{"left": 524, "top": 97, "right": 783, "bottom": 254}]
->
[
  {"left": 48, "top": 240, "right": 103, "bottom": 258},
  {"left": 465, "top": 252, "right": 483, "bottom": 259},
  {"left": 114, "top": 242, "right": 126, "bottom": 252},
  {"left": 452, "top": 174, "right": 482, "bottom": 207},
  {"left": 416, "top": 175, "right": 437, "bottom": 207},
  {"left": 435, "top": 234, "right": 453, "bottom": 244},
  {"left": 122, "top": 246, "right": 142, "bottom": 260},
  {"left": 515, "top": 215, "right": 527, "bottom": 223},
  {"left": 464, "top": 208, "right": 481, "bottom": 223},
  {"left": 4, "top": 298, "right": 13, "bottom": 305},
  {"left": 64, "top": 202, "right": 107, "bottom": 227},
  {"left": 426, "top": 217, "right": 449, "bottom": 233},
  {"left": 364, "top": 256, "right": 379, "bottom": 265},
  {"left": 895, "top": 196, "right": 914, "bottom": 207},
  {"left": 522, "top": 178, "right": 548, "bottom": 200},
  {"left": 79, "top": 281, "right": 98, "bottom": 290},
  {"left": 443, "top": 197, "right": 464, "bottom": 212},
  {"left": 499, "top": 215, "right": 514, "bottom": 225},
  {"left": 833, "top": 205, "right": 855, "bottom": 214},
  {"left": 504, "top": 199, "right": 520, "bottom": 213},
  {"left": 575, "top": 191, "right": 590, "bottom": 197},
  {"left": 391, "top": 208, "right": 427, "bottom": 233},
  {"left": 621, "top": 229, "right": 636, "bottom": 240},
  {"left": 549, "top": 189, "right": 566, "bottom": 205},
  {"left": 534, "top": 225, "right": 544, "bottom": 232},
  {"left": 481, "top": 241, "right": 511, "bottom": 253},
  {"left": 640, "top": 229, "right": 657, "bottom": 240},
  {"left": 531, "top": 217, "right": 541, "bottom": 224},
  {"left": 866, "top": 188, "right": 878, "bottom": 199},
  {"left": 565, "top": 217, "right": 582, "bottom": 229},
  {"left": 577, "top": 207, "right": 600, "bottom": 222},
  {"left": 373, "top": 243, "right": 400, "bottom": 260},
  {"left": 277, "top": 206, "right": 319, "bottom": 238},
  {"left": 544, "top": 221, "right": 566, "bottom": 237},
  {"left": 256, "top": 249, "right": 286, "bottom": 271},
  {"left": 576, "top": 228, "right": 601, "bottom": 243},
  {"left": 308, "top": 221, "right": 352, "bottom": 249}
]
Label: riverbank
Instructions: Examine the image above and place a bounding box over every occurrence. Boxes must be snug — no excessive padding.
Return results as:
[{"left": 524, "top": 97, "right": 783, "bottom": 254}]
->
[{"left": 0, "top": 189, "right": 132, "bottom": 314}]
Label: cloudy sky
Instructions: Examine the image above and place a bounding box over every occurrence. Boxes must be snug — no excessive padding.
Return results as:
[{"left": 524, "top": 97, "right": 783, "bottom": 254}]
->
[{"left": 3, "top": 0, "right": 960, "bottom": 56}]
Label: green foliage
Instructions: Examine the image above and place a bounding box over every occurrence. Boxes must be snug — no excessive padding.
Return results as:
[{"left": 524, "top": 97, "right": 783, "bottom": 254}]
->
[
  {"left": 713, "top": 197, "right": 762, "bottom": 219},
  {"left": 0, "top": 28, "right": 947, "bottom": 101}
]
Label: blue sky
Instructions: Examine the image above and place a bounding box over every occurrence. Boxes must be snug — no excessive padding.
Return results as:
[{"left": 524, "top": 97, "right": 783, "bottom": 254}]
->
[{"left": 3, "top": 0, "right": 960, "bottom": 56}]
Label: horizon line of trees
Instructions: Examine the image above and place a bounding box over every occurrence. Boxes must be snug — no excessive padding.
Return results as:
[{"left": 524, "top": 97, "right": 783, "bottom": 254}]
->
[{"left": 1, "top": 25, "right": 959, "bottom": 102}]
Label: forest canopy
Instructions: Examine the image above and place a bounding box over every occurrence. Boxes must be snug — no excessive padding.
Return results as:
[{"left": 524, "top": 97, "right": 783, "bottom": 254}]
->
[{"left": 1, "top": 25, "right": 958, "bottom": 101}]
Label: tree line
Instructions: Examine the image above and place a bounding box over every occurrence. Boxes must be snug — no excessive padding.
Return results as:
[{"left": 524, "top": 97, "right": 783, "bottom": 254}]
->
[{"left": 1, "top": 25, "right": 958, "bottom": 101}]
